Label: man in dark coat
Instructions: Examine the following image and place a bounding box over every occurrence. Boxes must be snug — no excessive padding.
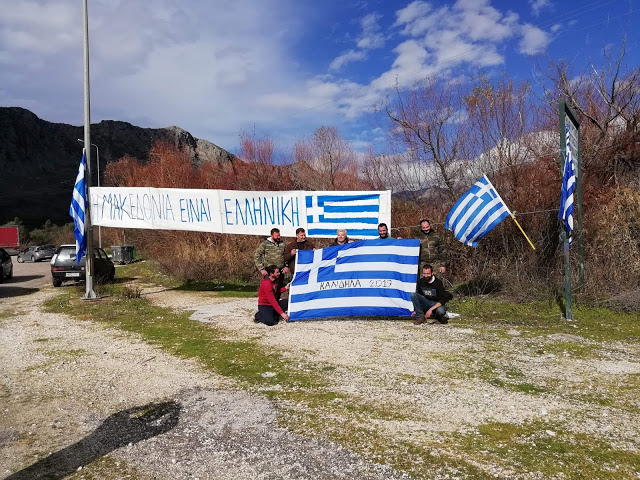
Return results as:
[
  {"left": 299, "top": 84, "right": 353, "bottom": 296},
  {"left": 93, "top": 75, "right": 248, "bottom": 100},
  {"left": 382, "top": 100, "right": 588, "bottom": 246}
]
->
[
  {"left": 411, "top": 264, "right": 451, "bottom": 325},
  {"left": 283, "top": 228, "right": 315, "bottom": 275}
]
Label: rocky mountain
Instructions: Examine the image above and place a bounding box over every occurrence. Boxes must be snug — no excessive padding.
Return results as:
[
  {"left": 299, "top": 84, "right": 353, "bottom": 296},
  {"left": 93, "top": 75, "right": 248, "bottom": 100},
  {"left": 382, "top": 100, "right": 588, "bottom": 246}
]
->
[{"left": 0, "top": 107, "right": 235, "bottom": 227}]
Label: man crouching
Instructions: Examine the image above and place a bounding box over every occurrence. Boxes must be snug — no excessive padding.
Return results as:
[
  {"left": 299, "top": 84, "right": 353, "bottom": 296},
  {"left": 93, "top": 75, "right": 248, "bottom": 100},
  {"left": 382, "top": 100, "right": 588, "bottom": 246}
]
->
[
  {"left": 411, "top": 264, "right": 451, "bottom": 325},
  {"left": 255, "top": 265, "right": 290, "bottom": 326}
]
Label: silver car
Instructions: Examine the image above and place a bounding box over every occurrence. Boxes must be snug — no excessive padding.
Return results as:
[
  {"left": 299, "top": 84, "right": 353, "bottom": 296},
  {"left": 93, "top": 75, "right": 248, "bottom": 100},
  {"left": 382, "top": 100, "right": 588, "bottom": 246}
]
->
[{"left": 17, "top": 244, "right": 57, "bottom": 263}]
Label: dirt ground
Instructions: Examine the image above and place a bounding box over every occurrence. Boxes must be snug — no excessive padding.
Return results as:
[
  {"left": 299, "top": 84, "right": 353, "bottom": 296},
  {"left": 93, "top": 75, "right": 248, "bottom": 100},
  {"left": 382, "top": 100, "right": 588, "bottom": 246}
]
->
[
  {"left": 1, "top": 260, "right": 639, "bottom": 479},
  {"left": 0, "top": 262, "right": 408, "bottom": 480}
]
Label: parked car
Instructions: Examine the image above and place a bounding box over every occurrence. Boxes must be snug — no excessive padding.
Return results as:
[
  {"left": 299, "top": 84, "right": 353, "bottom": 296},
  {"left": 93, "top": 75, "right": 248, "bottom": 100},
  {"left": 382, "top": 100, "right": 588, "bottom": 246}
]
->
[
  {"left": 0, "top": 248, "right": 13, "bottom": 283},
  {"left": 51, "top": 245, "right": 115, "bottom": 287},
  {"left": 17, "top": 244, "right": 57, "bottom": 263}
]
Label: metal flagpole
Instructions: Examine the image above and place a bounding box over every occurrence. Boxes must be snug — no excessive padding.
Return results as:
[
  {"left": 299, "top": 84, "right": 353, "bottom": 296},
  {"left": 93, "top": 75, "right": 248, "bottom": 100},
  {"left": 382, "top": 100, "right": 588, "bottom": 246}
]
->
[
  {"left": 83, "top": 0, "right": 97, "bottom": 300},
  {"left": 559, "top": 101, "right": 572, "bottom": 320}
]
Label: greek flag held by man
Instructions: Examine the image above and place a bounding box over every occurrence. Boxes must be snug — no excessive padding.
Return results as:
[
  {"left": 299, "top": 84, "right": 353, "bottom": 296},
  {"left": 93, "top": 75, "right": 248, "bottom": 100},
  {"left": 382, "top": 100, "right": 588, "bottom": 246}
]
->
[{"left": 288, "top": 238, "right": 420, "bottom": 321}]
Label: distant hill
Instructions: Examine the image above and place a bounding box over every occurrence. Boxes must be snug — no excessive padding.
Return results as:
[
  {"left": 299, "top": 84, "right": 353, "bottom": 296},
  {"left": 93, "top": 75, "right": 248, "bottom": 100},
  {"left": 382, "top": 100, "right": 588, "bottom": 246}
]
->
[{"left": 0, "top": 107, "right": 235, "bottom": 227}]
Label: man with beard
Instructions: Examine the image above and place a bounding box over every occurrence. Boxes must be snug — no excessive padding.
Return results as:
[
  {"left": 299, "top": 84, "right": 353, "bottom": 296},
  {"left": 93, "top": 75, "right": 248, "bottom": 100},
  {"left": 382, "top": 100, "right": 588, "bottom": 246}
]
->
[
  {"left": 255, "top": 265, "right": 290, "bottom": 326},
  {"left": 378, "top": 223, "right": 391, "bottom": 239},
  {"left": 283, "top": 227, "right": 315, "bottom": 276},
  {"left": 417, "top": 219, "right": 447, "bottom": 275},
  {"left": 411, "top": 264, "right": 451, "bottom": 325},
  {"left": 254, "top": 228, "right": 288, "bottom": 295}
]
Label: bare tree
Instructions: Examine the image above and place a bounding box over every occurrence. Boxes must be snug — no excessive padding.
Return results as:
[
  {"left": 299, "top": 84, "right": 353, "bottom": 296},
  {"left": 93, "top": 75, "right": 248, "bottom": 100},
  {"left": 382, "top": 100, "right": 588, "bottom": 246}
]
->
[
  {"left": 464, "top": 75, "right": 539, "bottom": 197},
  {"left": 543, "top": 38, "right": 640, "bottom": 185},
  {"left": 292, "top": 126, "right": 356, "bottom": 190},
  {"left": 382, "top": 77, "right": 470, "bottom": 200}
]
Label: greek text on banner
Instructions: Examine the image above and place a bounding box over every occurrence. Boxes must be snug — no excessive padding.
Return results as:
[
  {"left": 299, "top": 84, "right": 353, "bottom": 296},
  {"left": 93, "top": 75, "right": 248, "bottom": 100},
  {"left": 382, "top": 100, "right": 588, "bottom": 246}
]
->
[{"left": 90, "top": 187, "right": 391, "bottom": 238}]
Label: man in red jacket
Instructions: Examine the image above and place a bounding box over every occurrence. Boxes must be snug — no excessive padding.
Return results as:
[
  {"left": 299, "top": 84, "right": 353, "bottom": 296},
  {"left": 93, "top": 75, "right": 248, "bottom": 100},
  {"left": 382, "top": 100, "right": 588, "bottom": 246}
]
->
[{"left": 255, "top": 265, "right": 290, "bottom": 326}]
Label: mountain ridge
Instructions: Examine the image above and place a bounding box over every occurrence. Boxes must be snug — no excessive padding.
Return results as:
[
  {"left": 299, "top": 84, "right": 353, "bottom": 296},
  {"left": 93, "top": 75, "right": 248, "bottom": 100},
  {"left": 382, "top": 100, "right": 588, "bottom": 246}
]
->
[{"left": 0, "top": 107, "right": 235, "bottom": 227}]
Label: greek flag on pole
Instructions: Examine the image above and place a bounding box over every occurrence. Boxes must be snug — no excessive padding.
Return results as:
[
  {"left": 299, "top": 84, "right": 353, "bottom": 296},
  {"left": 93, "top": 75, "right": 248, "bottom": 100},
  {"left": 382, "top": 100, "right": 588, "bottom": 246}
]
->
[
  {"left": 305, "top": 193, "right": 381, "bottom": 238},
  {"left": 69, "top": 152, "right": 87, "bottom": 264},
  {"left": 445, "top": 175, "right": 510, "bottom": 247},
  {"left": 559, "top": 126, "right": 576, "bottom": 243},
  {"left": 288, "top": 238, "right": 420, "bottom": 321}
]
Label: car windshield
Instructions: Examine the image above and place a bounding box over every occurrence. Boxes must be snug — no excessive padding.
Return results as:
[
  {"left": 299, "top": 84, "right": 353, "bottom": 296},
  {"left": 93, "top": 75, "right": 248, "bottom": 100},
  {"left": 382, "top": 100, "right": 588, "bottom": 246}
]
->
[{"left": 57, "top": 248, "right": 78, "bottom": 261}]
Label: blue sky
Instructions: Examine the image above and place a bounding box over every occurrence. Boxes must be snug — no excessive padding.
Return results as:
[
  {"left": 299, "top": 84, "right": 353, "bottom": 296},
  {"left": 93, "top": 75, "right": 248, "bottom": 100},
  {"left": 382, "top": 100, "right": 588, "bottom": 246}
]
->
[{"left": 1, "top": 0, "right": 639, "bottom": 155}]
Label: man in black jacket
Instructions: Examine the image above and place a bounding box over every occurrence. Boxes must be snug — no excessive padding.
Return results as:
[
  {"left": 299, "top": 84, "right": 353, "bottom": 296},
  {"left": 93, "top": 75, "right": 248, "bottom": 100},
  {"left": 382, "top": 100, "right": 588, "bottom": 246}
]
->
[{"left": 411, "top": 264, "right": 451, "bottom": 325}]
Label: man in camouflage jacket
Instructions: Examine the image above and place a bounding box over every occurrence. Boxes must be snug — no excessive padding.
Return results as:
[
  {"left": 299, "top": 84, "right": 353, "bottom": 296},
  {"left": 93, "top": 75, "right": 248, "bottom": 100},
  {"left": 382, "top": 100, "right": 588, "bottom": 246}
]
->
[
  {"left": 254, "top": 228, "right": 289, "bottom": 294},
  {"left": 417, "top": 219, "right": 447, "bottom": 274}
]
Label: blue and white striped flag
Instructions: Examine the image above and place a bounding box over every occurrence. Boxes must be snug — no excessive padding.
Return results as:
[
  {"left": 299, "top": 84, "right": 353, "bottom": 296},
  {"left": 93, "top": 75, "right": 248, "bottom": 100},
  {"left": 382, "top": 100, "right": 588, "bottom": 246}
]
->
[
  {"left": 559, "top": 127, "right": 576, "bottom": 243},
  {"left": 445, "top": 175, "right": 510, "bottom": 247},
  {"left": 305, "top": 193, "right": 381, "bottom": 238},
  {"left": 69, "top": 151, "right": 87, "bottom": 264},
  {"left": 288, "top": 238, "right": 420, "bottom": 321}
]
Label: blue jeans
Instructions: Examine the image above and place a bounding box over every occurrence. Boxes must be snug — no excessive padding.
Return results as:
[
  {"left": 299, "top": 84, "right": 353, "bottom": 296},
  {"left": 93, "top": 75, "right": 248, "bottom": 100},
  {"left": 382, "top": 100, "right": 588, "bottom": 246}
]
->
[
  {"left": 411, "top": 292, "right": 447, "bottom": 320},
  {"left": 256, "top": 299, "right": 288, "bottom": 326}
]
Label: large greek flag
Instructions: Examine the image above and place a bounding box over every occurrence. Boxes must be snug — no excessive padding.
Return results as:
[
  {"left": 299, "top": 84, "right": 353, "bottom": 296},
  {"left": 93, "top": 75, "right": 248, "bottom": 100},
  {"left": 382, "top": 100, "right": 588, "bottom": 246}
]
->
[
  {"left": 559, "top": 126, "right": 576, "bottom": 243},
  {"left": 69, "top": 152, "right": 87, "bottom": 263},
  {"left": 288, "top": 238, "right": 420, "bottom": 321},
  {"left": 445, "top": 175, "right": 510, "bottom": 247},
  {"left": 305, "top": 193, "right": 381, "bottom": 238}
]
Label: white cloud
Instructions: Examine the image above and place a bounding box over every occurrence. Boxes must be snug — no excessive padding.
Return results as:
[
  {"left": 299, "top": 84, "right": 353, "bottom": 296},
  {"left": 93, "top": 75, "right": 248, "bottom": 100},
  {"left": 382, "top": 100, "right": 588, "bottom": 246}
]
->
[
  {"left": 529, "top": 0, "right": 552, "bottom": 16},
  {"left": 330, "top": 50, "right": 367, "bottom": 71},
  {"left": 329, "top": 12, "right": 384, "bottom": 71},
  {"left": 357, "top": 13, "right": 385, "bottom": 49},
  {"left": 519, "top": 24, "right": 551, "bottom": 55},
  {"left": 454, "top": 0, "right": 518, "bottom": 42},
  {"left": 394, "top": 1, "right": 434, "bottom": 36},
  {"left": 0, "top": 0, "right": 559, "bottom": 153}
]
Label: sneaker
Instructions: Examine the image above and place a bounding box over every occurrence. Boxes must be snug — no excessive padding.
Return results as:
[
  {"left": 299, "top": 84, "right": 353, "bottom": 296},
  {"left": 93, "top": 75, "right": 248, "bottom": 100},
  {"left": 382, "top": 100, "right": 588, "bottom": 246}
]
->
[
  {"left": 253, "top": 312, "right": 260, "bottom": 323},
  {"left": 412, "top": 318, "right": 426, "bottom": 325}
]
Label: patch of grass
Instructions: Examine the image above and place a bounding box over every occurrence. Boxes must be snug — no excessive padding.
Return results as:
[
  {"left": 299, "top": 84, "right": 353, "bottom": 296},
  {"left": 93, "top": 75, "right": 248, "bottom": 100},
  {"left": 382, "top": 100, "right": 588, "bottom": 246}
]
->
[
  {"left": 442, "top": 354, "right": 549, "bottom": 395},
  {"left": 565, "top": 374, "right": 640, "bottom": 412},
  {"left": 43, "top": 290, "right": 321, "bottom": 392},
  {"left": 279, "top": 407, "right": 495, "bottom": 479},
  {"left": 116, "top": 261, "right": 259, "bottom": 298},
  {"left": 449, "top": 298, "right": 640, "bottom": 342},
  {"left": 450, "top": 420, "right": 640, "bottom": 479},
  {"left": 541, "top": 340, "right": 599, "bottom": 359},
  {"left": 117, "top": 260, "right": 181, "bottom": 288},
  {"left": 176, "top": 280, "right": 258, "bottom": 293},
  {"left": 65, "top": 455, "right": 150, "bottom": 480},
  {"left": 25, "top": 347, "right": 87, "bottom": 372}
]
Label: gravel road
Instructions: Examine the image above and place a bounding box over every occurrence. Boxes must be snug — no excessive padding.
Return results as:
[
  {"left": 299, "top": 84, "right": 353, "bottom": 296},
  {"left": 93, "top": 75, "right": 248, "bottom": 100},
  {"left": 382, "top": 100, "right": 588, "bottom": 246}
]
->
[
  {"left": 0, "top": 256, "right": 51, "bottom": 298},
  {"left": 1, "top": 270, "right": 639, "bottom": 479},
  {"left": 0, "top": 285, "right": 408, "bottom": 479}
]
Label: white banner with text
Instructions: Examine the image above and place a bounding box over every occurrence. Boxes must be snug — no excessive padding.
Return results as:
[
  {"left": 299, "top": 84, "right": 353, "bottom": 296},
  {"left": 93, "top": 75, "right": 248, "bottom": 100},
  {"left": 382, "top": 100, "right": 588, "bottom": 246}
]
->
[{"left": 90, "top": 187, "right": 391, "bottom": 238}]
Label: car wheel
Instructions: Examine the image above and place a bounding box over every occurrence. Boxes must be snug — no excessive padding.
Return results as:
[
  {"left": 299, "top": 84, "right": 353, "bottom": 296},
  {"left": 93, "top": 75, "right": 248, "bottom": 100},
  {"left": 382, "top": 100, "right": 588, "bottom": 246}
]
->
[
  {"left": 52, "top": 278, "right": 62, "bottom": 287},
  {"left": 7, "top": 265, "right": 13, "bottom": 279},
  {"left": 108, "top": 268, "right": 115, "bottom": 283},
  {"left": 31, "top": 255, "right": 36, "bottom": 262},
  {"left": 0, "top": 268, "right": 4, "bottom": 283},
  {"left": 17, "top": 256, "right": 24, "bottom": 263}
]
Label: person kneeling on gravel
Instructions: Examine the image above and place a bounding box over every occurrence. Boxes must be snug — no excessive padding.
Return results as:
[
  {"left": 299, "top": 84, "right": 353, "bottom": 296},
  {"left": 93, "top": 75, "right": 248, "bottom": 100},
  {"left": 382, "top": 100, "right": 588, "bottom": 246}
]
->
[
  {"left": 411, "top": 264, "right": 452, "bottom": 325},
  {"left": 254, "top": 265, "right": 290, "bottom": 326}
]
